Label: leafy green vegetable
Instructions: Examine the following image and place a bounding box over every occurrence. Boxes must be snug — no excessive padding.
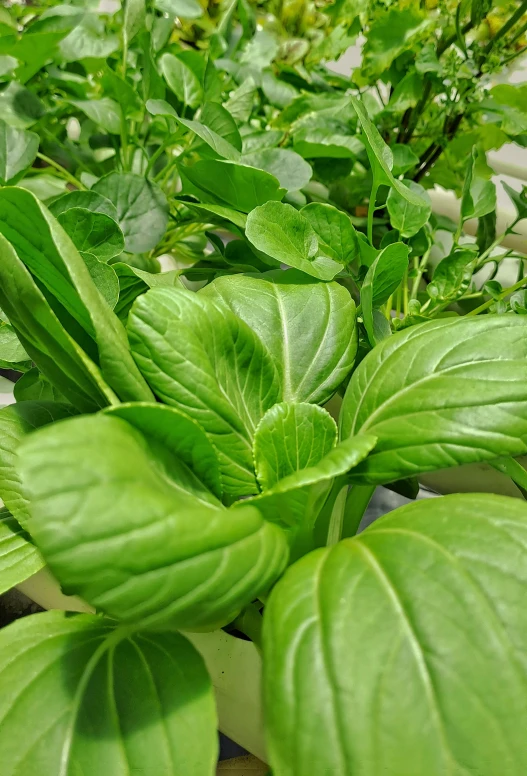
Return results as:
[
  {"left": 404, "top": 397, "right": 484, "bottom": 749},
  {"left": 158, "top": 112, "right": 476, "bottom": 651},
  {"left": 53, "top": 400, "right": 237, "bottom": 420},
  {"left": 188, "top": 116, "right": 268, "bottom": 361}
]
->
[
  {"left": 361, "top": 243, "right": 409, "bottom": 346},
  {"left": 387, "top": 180, "right": 432, "bottom": 237},
  {"left": 183, "top": 159, "right": 285, "bottom": 213},
  {"left": 56, "top": 208, "right": 124, "bottom": 262},
  {"left": 301, "top": 203, "right": 360, "bottom": 265},
  {"left": 0, "top": 119, "right": 39, "bottom": 185},
  {"left": 0, "top": 507, "right": 43, "bottom": 595}
]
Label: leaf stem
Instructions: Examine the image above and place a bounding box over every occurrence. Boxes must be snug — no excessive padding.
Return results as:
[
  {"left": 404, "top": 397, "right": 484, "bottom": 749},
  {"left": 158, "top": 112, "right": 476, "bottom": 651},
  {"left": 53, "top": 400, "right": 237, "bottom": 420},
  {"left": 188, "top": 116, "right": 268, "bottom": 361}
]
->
[
  {"left": 36, "top": 153, "right": 86, "bottom": 190},
  {"left": 466, "top": 275, "right": 527, "bottom": 316},
  {"left": 410, "top": 246, "right": 432, "bottom": 299},
  {"left": 231, "top": 603, "right": 264, "bottom": 652},
  {"left": 326, "top": 482, "right": 348, "bottom": 545},
  {"left": 342, "top": 484, "right": 376, "bottom": 539}
]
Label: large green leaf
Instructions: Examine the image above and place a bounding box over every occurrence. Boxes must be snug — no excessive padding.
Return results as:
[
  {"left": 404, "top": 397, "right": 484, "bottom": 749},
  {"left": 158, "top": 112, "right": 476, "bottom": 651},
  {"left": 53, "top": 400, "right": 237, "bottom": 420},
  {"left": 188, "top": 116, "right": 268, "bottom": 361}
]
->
[
  {"left": 0, "top": 187, "right": 153, "bottom": 404},
  {"left": 201, "top": 270, "right": 357, "bottom": 404},
  {"left": 93, "top": 172, "right": 169, "bottom": 254},
  {"left": 183, "top": 159, "right": 285, "bottom": 213},
  {"left": 301, "top": 202, "right": 359, "bottom": 265},
  {"left": 340, "top": 315, "right": 527, "bottom": 483},
  {"left": 361, "top": 242, "right": 409, "bottom": 346},
  {"left": 0, "top": 119, "right": 39, "bottom": 185},
  {"left": 0, "top": 401, "right": 76, "bottom": 529},
  {"left": 0, "top": 235, "right": 115, "bottom": 412},
  {"left": 245, "top": 202, "right": 344, "bottom": 280},
  {"left": 159, "top": 52, "right": 202, "bottom": 109},
  {"left": 56, "top": 207, "right": 125, "bottom": 262},
  {"left": 254, "top": 402, "right": 337, "bottom": 490},
  {"left": 241, "top": 148, "right": 312, "bottom": 192},
  {"left": 0, "top": 611, "right": 218, "bottom": 775},
  {"left": 264, "top": 493, "right": 527, "bottom": 776},
  {"left": 0, "top": 507, "right": 43, "bottom": 595},
  {"left": 21, "top": 415, "right": 288, "bottom": 630},
  {"left": 128, "top": 287, "right": 281, "bottom": 496}
]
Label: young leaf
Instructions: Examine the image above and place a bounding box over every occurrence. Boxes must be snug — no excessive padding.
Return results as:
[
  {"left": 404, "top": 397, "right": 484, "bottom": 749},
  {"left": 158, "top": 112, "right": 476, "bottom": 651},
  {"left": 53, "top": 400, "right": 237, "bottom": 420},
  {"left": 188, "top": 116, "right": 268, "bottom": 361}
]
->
[
  {"left": 387, "top": 180, "right": 432, "bottom": 237},
  {"left": 461, "top": 148, "right": 497, "bottom": 222},
  {"left": 56, "top": 208, "right": 125, "bottom": 262},
  {"left": 0, "top": 612, "right": 218, "bottom": 775},
  {"left": 264, "top": 493, "right": 527, "bottom": 776},
  {"left": 340, "top": 315, "right": 527, "bottom": 483},
  {"left": 241, "top": 148, "right": 312, "bottom": 192},
  {"left": 93, "top": 172, "right": 169, "bottom": 254},
  {"left": 183, "top": 159, "right": 285, "bottom": 213},
  {"left": 254, "top": 402, "right": 337, "bottom": 490},
  {"left": 0, "top": 119, "right": 39, "bottom": 185},
  {"left": 201, "top": 270, "right": 357, "bottom": 405},
  {"left": 128, "top": 287, "right": 281, "bottom": 496},
  {"left": 427, "top": 249, "right": 477, "bottom": 303},
  {"left": 0, "top": 401, "right": 76, "bottom": 529},
  {"left": 159, "top": 52, "right": 203, "bottom": 109},
  {"left": 301, "top": 202, "right": 360, "bottom": 265},
  {"left": 361, "top": 242, "right": 409, "bottom": 346},
  {"left": 245, "top": 202, "right": 343, "bottom": 281},
  {"left": 21, "top": 415, "right": 288, "bottom": 629},
  {"left": 0, "top": 507, "right": 43, "bottom": 595},
  {"left": 502, "top": 181, "right": 527, "bottom": 223}
]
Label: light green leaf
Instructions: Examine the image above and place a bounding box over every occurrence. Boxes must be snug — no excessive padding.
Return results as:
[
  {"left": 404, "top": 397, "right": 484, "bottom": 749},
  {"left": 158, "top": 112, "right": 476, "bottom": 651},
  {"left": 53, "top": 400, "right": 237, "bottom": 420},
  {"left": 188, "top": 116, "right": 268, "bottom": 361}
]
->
[
  {"left": 183, "top": 160, "right": 285, "bottom": 213},
  {"left": 240, "top": 30, "right": 278, "bottom": 68},
  {"left": 362, "top": 7, "right": 430, "bottom": 77},
  {"left": 128, "top": 287, "right": 281, "bottom": 496},
  {"left": 361, "top": 242, "right": 409, "bottom": 346},
  {"left": 242, "top": 129, "right": 284, "bottom": 154},
  {"left": 224, "top": 78, "right": 257, "bottom": 123},
  {"left": 59, "top": 14, "right": 119, "bottom": 61},
  {"left": 391, "top": 144, "right": 419, "bottom": 176},
  {"left": 113, "top": 262, "right": 185, "bottom": 319},
  {"left": 56, "top": 207, "right": 124, "bottom": 262},
  {"left": 0, "top": 400, "right": 76, "bottom": 529},
  {"left": 301, "top": 202, "right": 360, "bottom": 265},
  {"left": 93, "top": 172, "right": 169, "bottom": 253},
  {"left": 461, "top": 148, "right": 497, "bottom": 222},
  {"left": 0, "top": 321, "right": 30, "bottom": 369},
  {"left": 416, "top": 42, "right": 442, "bottom": 74},
  {"left": 71, "top": 97, "right": 122, "bottom": 135},
  {"left": 200, "top": 101, "right": 242, "bottom": 150},
  {"left": 13, "top": 367, "right": 68, "bottom": 404},
  {"left": 245, "top": 202, "right": 343, "bottom": 281},
  {"left": 427, "top": 249, "right": 477, "bottom": 303},
  {"left": 241, "top": 148, "right": 312, "bottom": 192},
  {"left": 293, "top": 116, "right": 363, "bottom": 160},
  {"left": 0, "top": 507, "right": 43, "bottom": 595},
  {"left": 502, "top": 182, "right": 527, "bottom": 223},
  {"left": 387, "top": 179, "right": 431, "bottom": 237},
  {"left": 0, "top": 56, "right": 18, "bottom": 77},
  {"left": 159, "top": 52, "right": 202, "bottom": 109},
  {"left": 182, "top": 201, "right": 248, "bottom": 229},
  {"left": 19, "top": 174, "right": 67, "bottom": 202},
  {"left": 21, "top": 415, "right": 288, "bottom": 629},
  {"left": 340, "top": 315, "right": 527, "bottom": 483},
  {"left": 123, "top": 0, "right": 145, "bottom": 45},
  {"left": 0, "top": 119, "right": 39, "bottom": 185},
  {"left": 49, "top": 189, "right": 119, "bottom": 221},
  {"left": 0, "top": 611, "right": 218, "bottom": 775},
  {"left": 155, "top": 0, "right": 203, "bottom": 18},
  {"left": 264, "top": 493, "right": 527, "bottom": 776},
  {"left": 386, "top": 72, "right": 423, "bottom": 113},
  {"left": 254, "top": 402, "right": 337, "bottom": 490},
  {"left": 201, "top": 270, "right": 357, "bottom": 404},
  {"left": 81, "top": 252, "right": 119, "bottom": 309},
  {"left": 261, "top": 71, "right": 298, "bottom": 109}
]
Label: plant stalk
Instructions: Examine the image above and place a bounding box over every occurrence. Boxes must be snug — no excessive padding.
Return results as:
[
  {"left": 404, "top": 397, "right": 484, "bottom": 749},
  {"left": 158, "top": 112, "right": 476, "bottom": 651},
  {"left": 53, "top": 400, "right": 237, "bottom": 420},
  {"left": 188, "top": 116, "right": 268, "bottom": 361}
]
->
[
  {"left": 342, "top": 484, "right": 376, "bottom": 539},
  {"left": 36, "top": 153, "right": 86, "bottom": 190}
]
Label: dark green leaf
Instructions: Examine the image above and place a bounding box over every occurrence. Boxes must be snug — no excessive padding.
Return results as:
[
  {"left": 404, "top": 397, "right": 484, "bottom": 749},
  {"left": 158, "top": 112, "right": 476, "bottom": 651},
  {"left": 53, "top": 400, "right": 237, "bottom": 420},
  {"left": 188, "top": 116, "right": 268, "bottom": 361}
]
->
[
  {"left": 13, "top": 367, "right": 68, "bottom": 403},
  {"left": 461, "top": 148, "right": 497, "bottom": 222},
  {"left": 0, "top": 82, "right": 44, "bottom": 129},
  {"left": 81, "top": 252, "right": 119, "bottom": 309},
  {"left": 49, "top": 190, "right": 119, "bottom": 221},
  {"left": 476, "top": 210, "right": 497, "bottom": 253},
  {"left": 0, "top": 321, "right": 30, "bottom": 369},
  {"left": 361, "top": 7, "right": 430, "bottom": 77},
  {"left": 502, "top": 182, "right": 527, "bottom": 223}
]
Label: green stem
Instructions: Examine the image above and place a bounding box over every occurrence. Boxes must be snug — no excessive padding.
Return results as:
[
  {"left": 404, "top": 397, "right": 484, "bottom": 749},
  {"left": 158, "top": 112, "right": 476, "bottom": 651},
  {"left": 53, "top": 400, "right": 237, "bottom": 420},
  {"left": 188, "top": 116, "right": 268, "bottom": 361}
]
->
[
  {"left": 36, "top": 153, "right": 86, "bottom": 189},
  {"left": 489, "top": 457, "right": 527, "bottom": 496},
  {"left": 467, "top": 275, "right": 527, "bottom": 316},
  {"left": 326, "top": 481, "right": 348, "bottom": 546},
  {"left": 410, "top": 247, "right": 432, "bottom": 299},
  {"left": 231, "top": 603, "right": 264, "bottom": 652},
  {"left": 342, "top": 484, "right": 376, "bottom": 539},
  {"left": 403, "top": 267, "right": 409, "bottom": 316},
  {"left": 367, "top": 176, "right": 379, "bottom": 246}
]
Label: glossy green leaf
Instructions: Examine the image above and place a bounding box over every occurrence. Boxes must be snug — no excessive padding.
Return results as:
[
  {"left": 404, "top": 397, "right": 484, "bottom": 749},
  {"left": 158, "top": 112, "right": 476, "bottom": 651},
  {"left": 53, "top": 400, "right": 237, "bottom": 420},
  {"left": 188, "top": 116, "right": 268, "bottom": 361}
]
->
[
  {"left": 0, "top": 187, "right": 153, "bottom": 404},
  {"left": 56, "top": 207, "right": 125, "bottom": 262},
  {"left": 361, "top": 242, "right": 409, "bottom": 346},
  {"left": 241, "top": 148, "right": 312, "bottom": 192},
  {"left": 49, "top": 189, "right": 119, "bottom": 221},
  {"left": 245, "top": 202, "right": 343, "bottom": 280},
  {"left": 0, "top": 119, "right": 39, "bottom": 185},
  {"left": 128, "top": 287, "right": 281, "bottom": 496},
  {"left": 21, "top": 415, "right": 288, "bottom": 629},
  {"left": 183, "top": 159, "right": 285, "bottom": 213},
  {"left": 387, "top": 180, "right": 431, "bottom": 237},
  {"left": 71, "top": 97, "right": 122, "bottom": 135},
  {"left": 155, "top": 0, "right": 203, "bottom": 18},
  {"left": 427, "top": 249, "right": 477, "bottom": 303},
  {"left": 254, "top": 402, "right": 337, "bottom": 490},
  {"left": 93, "top": 172, "right": 169, "bottom": 254},
  {"left": 182, "top": 201, "right": 248, "bottom": 229},
  {"left": 340, "top": 315, "right": 527, "bottom": 483},
  {"left": 461, "top": 148, "right": 497, "bottom": 222},
  {"left": 301, "top": 202, "right": 360, "bottom": 265},
  {"left": 0, "top": 507, "right": 43, "bottom": 595},
  {"left": 0, "top": 611, "right": 218, "bottom": 775},
  {"left": 264, "top": 493, "right": 527, "bottom": 776},
  {"left": 159, "top": 52, "right": 202, "bottom": 109},
  {"left": 0, "top": 400, "right": 76, "bottom": 529},
  {"left": 201, "top": 270, "right": 357, "bottom": 404}
]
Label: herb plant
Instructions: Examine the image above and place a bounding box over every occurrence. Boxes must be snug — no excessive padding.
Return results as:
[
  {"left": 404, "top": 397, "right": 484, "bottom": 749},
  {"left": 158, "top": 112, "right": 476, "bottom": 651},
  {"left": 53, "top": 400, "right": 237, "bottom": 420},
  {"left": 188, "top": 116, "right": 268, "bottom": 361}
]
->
[{"left": 1, "top": 1, "right": 527, "bottom": 774}]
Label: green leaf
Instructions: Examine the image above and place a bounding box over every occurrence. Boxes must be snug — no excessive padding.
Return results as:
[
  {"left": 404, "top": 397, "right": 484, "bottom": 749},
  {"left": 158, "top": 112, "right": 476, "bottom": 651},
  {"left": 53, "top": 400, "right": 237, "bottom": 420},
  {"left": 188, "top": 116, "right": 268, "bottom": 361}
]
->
[
  {"left": 351, "top": 96, "right": 428, "bottom": 207},
  {"left": 81, "top": 252, "right": 120, "bottom": 310},
  {"left": 427, "top": 249, "right": 477, "bottom": 303},
  {"left": 385, "top": 72, "right": 423, "bottom": 113},
  {"left": 201, "top": 270, "right": 357, "bottom": 404},
  {"left": 224, "top": 78, "right": 257, "bottom": 123},
  {"left": 56, "top": 207, "right": 125, "bottom": 262},
  {"left": 241, "top": 148, "right": 312, "bottom": 192},
  {"left": 245, "top": 202, "right": 343, "bottom": 281},
  {"left": 254, "top": 402, "right": 337, "bottom": 490},
  {"left": 240, "top": 30, "right": 278, "bottom": 68},
  {"left": 13, "top": 367, "right": 68, "bottom": 403},
  {"left": 128, "top": 287, "right": 281, "bottom": 496},
  {"left": 293, "top": 116, "right": 363, "bottom": 160},
  {"left": 0, "top": 400, "right": 76, "bottom": 529},
  {"left": 123, "top": 0, "right": 145, "bottom": 45},
  {"left": 361, "top": 7, "right": 430, "bottom": 78},
  {"left": 0, "top": 321, "right": 30, "bottom": 369},
  {"left": 155, "top": 0, "right": 203, "bottom": 18},
  {"left": 301, "top": 202, "right": 360, "bottom": 265},
  {"left": 0, "top": 119, "right": 39, "bottom": 185},
  {"left": 71, "top": 97, "right": 122, "bottom": 135},
  {"left": 476, "top": 210, "right": 497, "bottom": 253},
  {"left": 0, "top": 187, "right": 153, "bottom": 404},
  {"left": 0, "top": 235, "right": 115, "bottom": 412},
  {"left": 0, "top": 611, "right": 218, "bottom": 774},
  {"left": 264, "top": 493, "right": 527, "bottom": 776},
  {"left": 0, "top": 82, "right": 44, "bottom": 129},
  {"left": 261, "top": 71, "right": 298, "bottom": 109},
  {"left": 200, "top": 101, "right": 242, "bottom": 150},
  {"left": 93, "top": 172, "right": 169, "bottom": 254},
  {"left": 59, "top": 14, "right": 119, "bottom": 61},
  {"left": 49, "top": 189, "right": 119, "bottom": 221},
  {"left": 0, "top": 507, "right": 43, "bottom": 595},
  {"left": 391, "top": 144, "right": 419, "bottom": 176},
  {"left": 181, "top": 201, "right": 248, "bottom": 229},
  {"left": 461, "top": 147, "right": 497, "bottom": 222},
  {"left": 361, "top": 242, "right": 409, "bottom": 346},
  {"left": 415, "top": 42, "right": 442, "bottom": 74},
  {"left": 502, "top": 181, "right": 527, "bottom": 223},
  {"left": 387, "top": 180, "right": 431, "bottom": 237},
  {"left": 159, "top": 52, "right": 202, "bottom": 109},
  {"left": 21, "top": 415, "right": 288, "bottom": 629},
  {"left": 340, "top": 315, "right": 527, "bottom": 483},
  {"left": 183, "top": 160, "right": 285, "bottom": 213}
]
